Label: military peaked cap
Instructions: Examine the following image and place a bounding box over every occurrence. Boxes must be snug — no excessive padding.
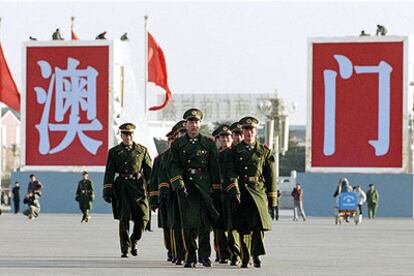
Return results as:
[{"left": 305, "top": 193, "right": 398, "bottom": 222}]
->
[
  {"left": 119, "top": 123, "right": 136, "bottom": 133},
  {"left": 212, "top": 127, "right": 220, "bottom": 137},
  {"left": 239, "top": 116, "right": 259, "bottom": 128},
  {"left": 183, "top": 108, "right": 203, "bottom": 121},
  {"left": 217, "top": 124, "right": 232, "bottom": 136},
  {"left": 82, "top": 170, "right": 88, "bottom": 175},
  {"left": 229, "top": 122, "right": 242, "bottom": 133},
  {"left": 167, "top": 120, "right": 186, "bottom": 137}
]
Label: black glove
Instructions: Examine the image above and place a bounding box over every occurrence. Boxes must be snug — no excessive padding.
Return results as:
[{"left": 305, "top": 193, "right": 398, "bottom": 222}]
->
[
  {"left": 269, "top": 207, "right": 276, "bottom": 220},
  {"left": 150, "top": 204, "right": 158, "bottom": 212},
  {"left": 177, "top": 185, "right": 188, "bottom": 197},
  {"left": 269, "top": 206, "right": 276, "bottom": 220},
  {"left": 103, "top": 195, "right": 112, "bottom": 203}
]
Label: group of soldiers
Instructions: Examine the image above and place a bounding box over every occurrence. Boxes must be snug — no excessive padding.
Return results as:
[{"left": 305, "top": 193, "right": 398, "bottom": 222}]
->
[{"left": 102, "top": 108, "right": 277, "bottom": 268}]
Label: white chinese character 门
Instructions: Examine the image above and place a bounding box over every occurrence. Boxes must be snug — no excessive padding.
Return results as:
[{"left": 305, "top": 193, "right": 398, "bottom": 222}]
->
[
  {"left": 322, "top": 54, "right": 392, "bottom": 157},
  {"left": 33, "top": 57, "right": 103, "bottom": 155}
]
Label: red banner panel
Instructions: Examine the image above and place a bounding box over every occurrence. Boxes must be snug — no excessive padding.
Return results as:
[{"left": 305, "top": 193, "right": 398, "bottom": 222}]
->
[
  {"left": 25, "top": 44, "right": 110, "bottom": 166},
  {"left": 310, "top": 39, "right": 405, "bottom": 170}
]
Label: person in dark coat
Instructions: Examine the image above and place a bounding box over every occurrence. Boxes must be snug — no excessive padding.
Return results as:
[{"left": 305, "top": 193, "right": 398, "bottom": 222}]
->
[
  {"left": 223, "top": 116, "right": 277, "bottom": 268},
  {"left": 76, "top": 171, "right": 94, "bottom": 223},
  {"left": 23, "top": 181, "right": 42, "bottom": 219},
  {"left": 169, "top": 109, "right": 221, "bottom": 268},
  {"left": 12, "top": 181, "right": 21, "bottom": 214},
  {"left": 103, "top": 123, "right": 152, "bottom": 258}
]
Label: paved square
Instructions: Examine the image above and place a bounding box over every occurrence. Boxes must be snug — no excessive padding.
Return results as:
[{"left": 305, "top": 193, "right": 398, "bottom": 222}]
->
[{"left": 0, "top": 213, "right": 413, "bottom": 275}]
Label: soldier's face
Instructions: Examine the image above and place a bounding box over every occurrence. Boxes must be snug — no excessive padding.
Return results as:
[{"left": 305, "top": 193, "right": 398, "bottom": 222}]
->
[
  {"left": 186, "top": 119, "right": 201, "bottom": 137},
  {"left": 232, "top": 132, "right": 243, "bottom": 145},
  {"left": 83, "top": 174, "right": 88, "bottom": 180},
  {"left": 219, "top": 134, "right": 232, "bottom": 149},
  {"left": 243, "top": 127, "right": 257, "bottom": 144},
  {"left": 121, "top": 132, "right": 133, "bottom": 145}
]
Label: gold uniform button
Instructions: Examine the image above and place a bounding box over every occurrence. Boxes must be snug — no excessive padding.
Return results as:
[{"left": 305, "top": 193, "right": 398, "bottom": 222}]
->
[
  {"left": 244, "top": 167, "right": 248, "bottom": 170},
  {"left": 187, "top": 160, "right": 191, "bottom": 163}
]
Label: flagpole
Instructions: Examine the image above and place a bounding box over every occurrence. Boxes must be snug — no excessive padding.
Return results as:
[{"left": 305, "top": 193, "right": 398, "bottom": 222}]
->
[
  {"left": 144, "top": 15, "right": 148, "bottom": 120},
  {"left": 71, "top": 16, "right": 75, "bottom": 36}
]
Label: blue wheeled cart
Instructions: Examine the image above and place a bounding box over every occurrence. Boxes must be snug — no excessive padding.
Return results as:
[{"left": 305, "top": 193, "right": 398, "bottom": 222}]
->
[{"left": 335, "top": 192, "right": 359, "bottom": 225}]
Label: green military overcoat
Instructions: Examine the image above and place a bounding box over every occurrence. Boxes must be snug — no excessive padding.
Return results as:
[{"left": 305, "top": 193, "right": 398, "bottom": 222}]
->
[
  {"left": 223, "top": 141, "right": 277, "bottom": 233},
  {"left": 169, "top": 134, "right": 221, "bottom": 229},
  {"left": 76, "top": 179, "right": 94, "bottom": 211},
  {"left": 103, "top": 142, "right": 152, "bottom": 222}
]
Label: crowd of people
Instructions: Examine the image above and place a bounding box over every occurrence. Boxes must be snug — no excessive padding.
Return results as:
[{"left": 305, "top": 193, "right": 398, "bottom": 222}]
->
[{"left": 102, "top": 108, "right": 277, "bottom": 268}]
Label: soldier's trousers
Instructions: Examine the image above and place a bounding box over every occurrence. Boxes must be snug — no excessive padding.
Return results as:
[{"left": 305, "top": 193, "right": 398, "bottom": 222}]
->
[
  {"left": 368, "top": 204, "right": 378, "bottom": 219},
  {"left": 227, "top": 230, "right": 240, "bottom": 259},
  {"left": 239, "top": 229, "right": 265, "bottom": 264},
  {"left": 14, "top": 201, "right": 19, "bottom": 214},
  {"left": 213, "top": 229, "right": 230, "bottom": 260},
  {"left": 163, "top": 227, "right": 172, "bottom": 258},
  {"left": 182, "top": 225, "right": 211, "bottom": 263},
  {"left": 119, "top": 219, "right": 147, "bottom": 254},
  {"left": 171, "top": 228, "right": 185, "bottom": 261},
  {"left": 81, "top": 209, "right": 90, "bottom": 220}
]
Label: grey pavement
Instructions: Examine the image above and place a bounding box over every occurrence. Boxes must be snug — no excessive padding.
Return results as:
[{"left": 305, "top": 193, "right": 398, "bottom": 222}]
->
[{"left": 0, "top": 211, "right": 413, "bottom": 276}]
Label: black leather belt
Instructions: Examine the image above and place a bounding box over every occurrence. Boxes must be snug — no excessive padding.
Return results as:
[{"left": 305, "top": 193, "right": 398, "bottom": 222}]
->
[
  {"left": 240, "top": 175, "right": 259, "bottom": 182},
  {"left": 187, "top": 168, "right": 206, "bottom": 175},
  {"left": 119, "top": 173, "right": 140, "bottom": 180}
]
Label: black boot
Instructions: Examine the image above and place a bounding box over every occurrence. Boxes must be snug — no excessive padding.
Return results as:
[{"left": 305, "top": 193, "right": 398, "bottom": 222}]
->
[{"left": 253, "top": 256, "right": 261, "bottom": 268}]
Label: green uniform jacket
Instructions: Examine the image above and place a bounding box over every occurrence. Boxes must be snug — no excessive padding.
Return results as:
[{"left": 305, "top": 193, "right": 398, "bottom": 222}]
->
[
  {"left": 223, "top": 141, "right": 277, "bottom": 232},
  {"left": 159, "top": 149, "right": 183, "bottom": 229},
  {"left": 169, "top": 134, "right": 221, "bottom": 229},
  {"left": 216, "top": 148, "right": 229, "bottom": 230},
  {"left": 149, "top": 151, "right": 170, "bottom": 229},
  {"left": 103, "top": 142, "right": 152, "bottom": 221},
  {"left": 366, "top": 188, "right": 379, "bottom": 206},
  {"left": 76, "top": 179, "right": 94, "bottom": 211}
]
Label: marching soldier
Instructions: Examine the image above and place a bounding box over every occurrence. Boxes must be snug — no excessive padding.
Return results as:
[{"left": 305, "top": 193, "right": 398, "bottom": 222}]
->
[
  {"left": 229, "top": 122, "right": 244, "bottom": 147},
  {"left": 75, "top": 171, "right": 94, "bottom": 223},
  {"left": 149, "top": 135, "right": 172, "bottom": 261},
  {"left": 223, "top": 117, "right": 277, "bottom": 268},
  {"left": 217, "top": 125, "right": 240, "bottom": 266},
  {"left": 156, "top": 121, "right": 187, "bottom": 265},
  {"left": 211, "top": 127, "right": 225, "bottom": 263},
  {"left": 103, "top": 123, "right": 152, "bottom": 258},
  {"left": 148, "top": 121, "right": 186, "bottom": 264},
  {"left": 169, "top": 108, "right": 221, "bottom": 268}
]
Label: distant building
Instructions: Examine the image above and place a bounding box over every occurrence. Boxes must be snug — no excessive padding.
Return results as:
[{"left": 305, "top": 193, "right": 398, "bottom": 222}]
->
[{"left": 150, "top": 92, "right": 277, "bottom": 123}]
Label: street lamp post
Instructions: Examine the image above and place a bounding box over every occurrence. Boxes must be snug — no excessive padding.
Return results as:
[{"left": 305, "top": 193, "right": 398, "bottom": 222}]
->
[{"left": 258, "top": 91, "right": 292, "bottom": 181}]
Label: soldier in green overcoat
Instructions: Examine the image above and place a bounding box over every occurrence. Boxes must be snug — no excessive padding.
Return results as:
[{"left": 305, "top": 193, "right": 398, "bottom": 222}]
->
[
  {"left": 75, "top": 171, "right": 94, "bottom": 223},
  {"left": 103, "top": 123, "right": 152, "bottom": 258},
  {"left": 223, "top": 116, "right": 278, "bottom": 268},
  {"left": 169, "top": 108, "right": 221, "bottom": 268},
  {"left": 229, "top": 122, "right": 244, "bottom": 147},
  {"left": 152, "top": 121, "right": 187, "bottom": 265},
  {"left": 211, "top": 125, "right": 232, "bottom": 264}
]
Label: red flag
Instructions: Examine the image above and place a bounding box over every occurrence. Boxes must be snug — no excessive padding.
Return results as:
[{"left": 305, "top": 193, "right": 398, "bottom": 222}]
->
[
  {"left": 71, "top": 30, "right": 79, "bottom": 40},
  {"left": 0, "top": 43, "right": 20, "bottom": 112},
  {"left": 147, "top": 32, "right": 171, "bottom": 111}
]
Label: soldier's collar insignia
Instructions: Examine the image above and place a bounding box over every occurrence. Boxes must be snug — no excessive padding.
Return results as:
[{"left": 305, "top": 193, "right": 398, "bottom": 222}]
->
[{"left": 191, "top": 111, "right": 197, "bottom": 115}]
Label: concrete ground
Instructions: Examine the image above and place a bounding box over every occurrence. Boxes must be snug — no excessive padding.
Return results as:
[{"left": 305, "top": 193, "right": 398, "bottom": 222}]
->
[{"left": 0, "top": 211, "right": 413, "bottom": 276}]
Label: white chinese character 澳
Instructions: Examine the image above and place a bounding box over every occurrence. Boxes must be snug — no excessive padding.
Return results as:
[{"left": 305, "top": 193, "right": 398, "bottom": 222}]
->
[{"left": 33, "top": 57, "right": 103, "bottom": 155}]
